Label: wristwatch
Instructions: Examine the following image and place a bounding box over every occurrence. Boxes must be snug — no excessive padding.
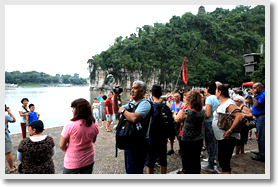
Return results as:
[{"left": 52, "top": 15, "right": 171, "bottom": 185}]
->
[
  {"left": 228, "top": 129, "right": 233, "bottom": 133},
  {"left": 121, "top": 109, "right": 126, "bottom": 114}
]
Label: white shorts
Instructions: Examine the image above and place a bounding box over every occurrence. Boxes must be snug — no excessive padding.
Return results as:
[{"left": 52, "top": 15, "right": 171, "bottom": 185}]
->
[{"left": 106, "top": 114, "right": 112, "bottom": 121}]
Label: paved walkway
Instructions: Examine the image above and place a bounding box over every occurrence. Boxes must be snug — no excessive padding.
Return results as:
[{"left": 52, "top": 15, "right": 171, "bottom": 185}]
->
[{"left": 5, "top": 122, "right": 265, "bottom": 174}]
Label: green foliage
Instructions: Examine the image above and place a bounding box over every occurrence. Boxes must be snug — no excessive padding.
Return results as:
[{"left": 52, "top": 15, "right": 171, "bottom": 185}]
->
[
  {"left": 250, "top": 51, "right": 265, "bottom": 85},
  {"left": 5, "top": 71, "right": 87, "bottom": 85},
  {"left": 88, "top": 5, "right": 265, "bottom": 89}
]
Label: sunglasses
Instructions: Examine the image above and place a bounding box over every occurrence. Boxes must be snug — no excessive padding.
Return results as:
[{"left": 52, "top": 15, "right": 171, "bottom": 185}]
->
[{"left": 233, "top": 100, "right": 241, "bottom": 102}]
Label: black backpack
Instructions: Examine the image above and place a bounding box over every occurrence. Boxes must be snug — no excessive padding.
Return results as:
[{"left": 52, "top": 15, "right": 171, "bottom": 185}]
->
[
  {"left": 149, "top": 102, "right": 175, "bottom": 140},
  {"left": 115, "top": 100, "right": 153, "bottom": 156}
]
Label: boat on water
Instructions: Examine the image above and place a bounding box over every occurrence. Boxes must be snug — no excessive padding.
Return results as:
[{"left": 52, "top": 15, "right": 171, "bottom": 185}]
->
[
  {"left": 57, "top": 84, "right": 73, "bottom": 87},
  {"left": 5, "top": 83, "right": 18, "bottom": 88}
]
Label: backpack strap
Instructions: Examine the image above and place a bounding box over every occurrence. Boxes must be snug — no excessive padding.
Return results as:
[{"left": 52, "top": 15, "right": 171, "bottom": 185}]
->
[{"left": 22, "top": 106, "right": 29, "bottom": 113}]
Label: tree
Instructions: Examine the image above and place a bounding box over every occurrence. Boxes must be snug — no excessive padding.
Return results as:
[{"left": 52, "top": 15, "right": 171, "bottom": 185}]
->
[{"left": 89, "top": 5, "right": 265, "bottom": 88}]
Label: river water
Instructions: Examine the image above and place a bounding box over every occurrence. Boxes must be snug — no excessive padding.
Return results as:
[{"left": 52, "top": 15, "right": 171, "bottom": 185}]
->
[{"left": 5, "top": 87, "right": 130, "bottom": 134}]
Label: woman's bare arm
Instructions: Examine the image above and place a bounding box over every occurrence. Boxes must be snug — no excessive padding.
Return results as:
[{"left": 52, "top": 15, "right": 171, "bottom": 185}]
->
[
  {"left": 174, "top": 110, "right": 187, "bottom": 123},
  {"left": 59, "top": 136, "right": 69, "bottom": 152},
  {"left": 223, "top": 104, "right": 244, "bottom": 139}
]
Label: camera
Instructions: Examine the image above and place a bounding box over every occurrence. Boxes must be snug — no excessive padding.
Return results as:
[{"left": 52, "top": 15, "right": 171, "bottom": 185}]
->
[
  {"left": 5, "top": 104, "right": 9, "bottom": 112},
  {"left": 113, "top": 87, "right": 123, "bottom": 94}
]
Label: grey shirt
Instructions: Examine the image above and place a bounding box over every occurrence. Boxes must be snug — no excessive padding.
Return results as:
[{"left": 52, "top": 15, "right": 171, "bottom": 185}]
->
[{"left": 5, "top": 115, "right": 13, "bottom": 142}]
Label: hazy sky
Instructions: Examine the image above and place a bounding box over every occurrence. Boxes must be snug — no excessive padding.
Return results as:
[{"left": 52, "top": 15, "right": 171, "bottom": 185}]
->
[{"left": 5, "top": 5, "right": 257, "bottom": 78}]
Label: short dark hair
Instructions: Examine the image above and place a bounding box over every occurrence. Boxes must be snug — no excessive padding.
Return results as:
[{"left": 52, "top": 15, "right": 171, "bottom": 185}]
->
[
  {"left": 21, "top": 98, "right": 29, "bottom": 104},
  {"left": 71, "top": 98, "right": 95, "bottom": 126},
  {"left": 102, "top": 95, "right": 107, "bottom": 100},
  {"left": 94, "top": 98, "right": 98, "bottom": 100},
  {"left": 32, "top": 126, "right": 44, "bottom": 133},
  {"left": 236, "top": 90, "right": 244, "bottom": 96},
  {"left": 29, "top": 104, "right": 35, "bottom": 108},
  {"left": 204, "top": 81, "right": 216, "bottom": 95},
  {"left": 151, "top": 84, "right": 162, "bottom": 98},
  {"left": 217, "top": 85, "right": 230, "bottom": 98}
]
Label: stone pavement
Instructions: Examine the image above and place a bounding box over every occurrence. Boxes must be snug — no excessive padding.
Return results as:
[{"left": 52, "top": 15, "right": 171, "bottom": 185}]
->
[{"left": 5, "top": 121, "right": 265, "bottom": 174}]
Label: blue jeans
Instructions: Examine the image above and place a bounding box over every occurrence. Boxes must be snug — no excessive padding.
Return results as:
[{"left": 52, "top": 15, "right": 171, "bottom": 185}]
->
[
  {"left": 93, "top": 111, "right": 99, "bottom": 121},
  {"left": 256, "top": 115, "right": 265, "bottom": 159},
  {"left": 205, "top": 122, "right": 219, "bottom": 167}
]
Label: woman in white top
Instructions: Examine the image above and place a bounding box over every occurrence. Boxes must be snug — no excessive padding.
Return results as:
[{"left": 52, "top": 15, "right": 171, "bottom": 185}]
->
[
  {"left": 18, "top": 98, "right": 29, "bottom": 139},
  {"left": 212, "top": 85, "right": 244, "bottom": 174}
]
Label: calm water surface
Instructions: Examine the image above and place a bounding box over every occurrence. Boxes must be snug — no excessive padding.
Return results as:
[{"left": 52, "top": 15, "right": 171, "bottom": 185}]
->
[{"left": 5, "top": 87, "right": 130, "bottom": 134}]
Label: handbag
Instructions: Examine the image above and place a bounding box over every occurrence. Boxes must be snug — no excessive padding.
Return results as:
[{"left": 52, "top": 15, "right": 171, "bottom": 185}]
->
[
  {"left": 217, "top": 109, "right": 242, "bottom": 133},
  {"left": 245, "top": 119, "right": 256, "bottom": 130},
  {"left": 240, "top": 105, "right": 256, "bottom": 131}
]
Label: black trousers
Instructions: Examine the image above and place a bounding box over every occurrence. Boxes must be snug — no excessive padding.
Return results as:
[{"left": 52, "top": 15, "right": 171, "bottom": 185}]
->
[
  {"left": 63, "top": 162, "right": 94, "bottom": 174},
  {"left": 218, "top": 138, "right": 236, "bottom": 172},
  {"left": 180, "top": 139, "right": 203, "bottom": 174}
]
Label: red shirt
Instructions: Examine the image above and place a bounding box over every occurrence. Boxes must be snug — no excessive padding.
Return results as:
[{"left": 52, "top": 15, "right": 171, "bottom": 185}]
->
[{"left": 105, "top": 98, "right": 113, "bottom": 115}]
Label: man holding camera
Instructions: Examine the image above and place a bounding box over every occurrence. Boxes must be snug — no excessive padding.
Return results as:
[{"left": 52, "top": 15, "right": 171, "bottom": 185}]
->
[
  {"left": 251, "top": 82, "right": 265, "bottom": 162},
  {"left": 113, "top": 80, "right": 151, "bottom": 174}
]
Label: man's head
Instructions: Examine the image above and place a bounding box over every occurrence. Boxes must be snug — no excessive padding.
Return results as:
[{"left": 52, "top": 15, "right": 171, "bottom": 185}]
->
[
  {"left": 108, "top": 92, "right": 113, "bottom": 99},
  {"left": 151, "top": 84, "right": 162, "bottom": 99},
  {"left": 253, "top": 83, "right": 263, "bottom": 94},
  {"left": 131, "top": 80, "right": 147, "bottom": 101},
  {"left": 173, "top": 92, "right": 181, "bottom": 102},
  {"left": 29, "top": 104, "right": 35, "bottom": 112},
  {"left": 99, "top": 92, "right": 103, "bottom": 97}
]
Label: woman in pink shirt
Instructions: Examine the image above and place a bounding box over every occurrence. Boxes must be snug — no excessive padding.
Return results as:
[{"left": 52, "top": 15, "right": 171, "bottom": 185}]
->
[{"left": 60, "top": 98, "right": 99, "bottom": 174}]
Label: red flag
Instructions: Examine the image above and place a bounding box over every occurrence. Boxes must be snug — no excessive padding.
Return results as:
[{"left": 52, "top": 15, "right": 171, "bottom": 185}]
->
[{"left": 182, "top": 57, "right": 188, "bottom": 85}]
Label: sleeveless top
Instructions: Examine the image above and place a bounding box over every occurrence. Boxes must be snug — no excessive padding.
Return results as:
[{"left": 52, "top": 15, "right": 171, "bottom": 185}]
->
[
  {"left": 171, "top": 102, "right": 183, "bottom": 112},
  {"left": 28, "top": 112, "right": 38, "bottom": 124},
  {"left": 212, "top": 99, "right": 240, "bottom": 140}
]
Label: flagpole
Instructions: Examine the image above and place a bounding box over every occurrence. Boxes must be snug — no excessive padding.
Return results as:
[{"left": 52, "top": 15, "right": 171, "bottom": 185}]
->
[{"left": 173, "top": 67, "right": 182, "bottom": 92}]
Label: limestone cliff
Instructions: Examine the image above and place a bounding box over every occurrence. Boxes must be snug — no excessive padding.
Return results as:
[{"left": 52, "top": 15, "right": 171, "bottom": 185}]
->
[{"left": 88, "top": 62, "right": 159, "bottom": 91}]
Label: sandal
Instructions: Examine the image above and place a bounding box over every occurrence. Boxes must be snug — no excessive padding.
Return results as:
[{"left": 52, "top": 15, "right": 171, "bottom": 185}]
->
[
  {"left": 8, "top": 166, "right": 16, "bottom": 174},
  {"left": 176, "top": 170, "right": 185, "bottom": 174},
  {"left": 106, "top": 129, "right": 112, "bottom": 132}
]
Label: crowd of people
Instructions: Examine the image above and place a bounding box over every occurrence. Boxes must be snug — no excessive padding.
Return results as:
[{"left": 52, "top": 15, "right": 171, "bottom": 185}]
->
[{"left": 5, "top": 80, "right": 265, "bottom": 174}]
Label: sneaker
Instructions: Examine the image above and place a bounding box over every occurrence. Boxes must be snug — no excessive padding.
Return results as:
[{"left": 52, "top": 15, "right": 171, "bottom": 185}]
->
[
  {"left": 215, "top": 166, "right": 222, "bottom": 174},
  {"left": 155, "top": 162, "right": 161, "bottom": 167},
  {"left": 251, "top": 151, "right": 259, "bottom": 155},
  {"left": 201, "top": 164, "right": 214, "bottom": 171},
  {"left": 167, "top": 150, "right": 174, "bottom": 155},
  {"left": 251, "top": 156, "right": 265, "bottom": 162}
]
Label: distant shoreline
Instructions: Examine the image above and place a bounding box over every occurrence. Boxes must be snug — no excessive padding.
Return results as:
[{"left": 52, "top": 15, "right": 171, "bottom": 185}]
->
[{"left": 5, "top": 83, "right": 89, "bottom": 88}]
